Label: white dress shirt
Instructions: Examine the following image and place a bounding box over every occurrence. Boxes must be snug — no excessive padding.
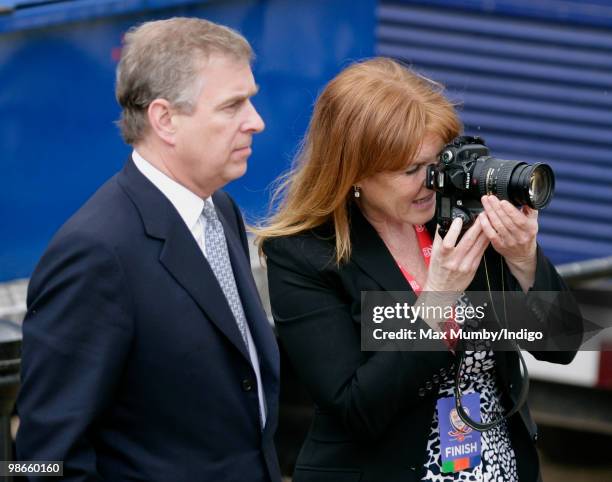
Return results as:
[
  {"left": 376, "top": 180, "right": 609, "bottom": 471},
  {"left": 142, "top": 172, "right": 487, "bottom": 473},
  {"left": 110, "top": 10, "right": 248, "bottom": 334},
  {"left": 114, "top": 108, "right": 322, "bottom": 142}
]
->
[{"left": 132, "top": 150, "right": 267, "bottom": 427}]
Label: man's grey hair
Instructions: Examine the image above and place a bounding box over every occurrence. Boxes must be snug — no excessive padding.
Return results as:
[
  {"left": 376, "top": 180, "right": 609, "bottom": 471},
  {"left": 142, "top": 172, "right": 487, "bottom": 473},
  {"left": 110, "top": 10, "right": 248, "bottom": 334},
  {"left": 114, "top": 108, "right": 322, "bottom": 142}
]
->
[{"left": 115, "top": 17, "right": 253, "bottom": 145}]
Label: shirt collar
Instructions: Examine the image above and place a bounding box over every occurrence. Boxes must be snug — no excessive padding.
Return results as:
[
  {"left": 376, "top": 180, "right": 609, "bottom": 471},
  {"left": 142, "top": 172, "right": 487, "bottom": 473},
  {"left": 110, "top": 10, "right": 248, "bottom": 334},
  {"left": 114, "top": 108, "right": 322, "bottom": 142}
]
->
[{"left": 132, "top": 150, "right": 211, "bottom": 231}]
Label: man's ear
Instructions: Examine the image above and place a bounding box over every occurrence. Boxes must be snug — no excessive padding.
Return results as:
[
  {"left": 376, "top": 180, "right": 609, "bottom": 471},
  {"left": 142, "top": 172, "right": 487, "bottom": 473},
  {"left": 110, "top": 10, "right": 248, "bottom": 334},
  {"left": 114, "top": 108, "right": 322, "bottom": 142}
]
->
[{"left": 147, "top": 99, "right": 178, "bottom": 145}]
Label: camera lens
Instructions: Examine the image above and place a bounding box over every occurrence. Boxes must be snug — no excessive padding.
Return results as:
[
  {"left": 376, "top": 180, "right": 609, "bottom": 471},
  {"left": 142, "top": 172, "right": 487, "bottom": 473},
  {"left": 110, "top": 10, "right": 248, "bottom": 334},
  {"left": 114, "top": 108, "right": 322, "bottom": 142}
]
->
[
  {"left": 510, "top": 162, "right": 555, "bottom": 209},
  {"left": 530, "top": 165, "right": 554, "bottom": 208},
  {"left": 475, "top": 158, "right": 555, "bottom": 209}
]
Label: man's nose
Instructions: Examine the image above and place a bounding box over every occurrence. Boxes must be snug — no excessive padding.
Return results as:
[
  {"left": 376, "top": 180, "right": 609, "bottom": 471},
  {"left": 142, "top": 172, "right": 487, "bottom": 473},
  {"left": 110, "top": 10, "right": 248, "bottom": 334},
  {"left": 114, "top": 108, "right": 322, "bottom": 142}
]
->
[{"left": 244, "top": 101, "right": 265, "bottom": 133}]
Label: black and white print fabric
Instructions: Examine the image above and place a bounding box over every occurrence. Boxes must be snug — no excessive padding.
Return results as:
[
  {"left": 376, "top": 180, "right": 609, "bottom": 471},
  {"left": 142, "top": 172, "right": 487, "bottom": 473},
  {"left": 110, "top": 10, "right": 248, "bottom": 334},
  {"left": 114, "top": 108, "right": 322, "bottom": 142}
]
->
[{"left": 420, "top": 349, "right": 518, "bottom": 481}]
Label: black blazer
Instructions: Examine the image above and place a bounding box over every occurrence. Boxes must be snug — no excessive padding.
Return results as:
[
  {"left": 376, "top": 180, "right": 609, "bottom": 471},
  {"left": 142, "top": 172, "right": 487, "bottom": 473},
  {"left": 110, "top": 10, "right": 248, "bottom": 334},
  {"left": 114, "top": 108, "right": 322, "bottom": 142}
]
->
[
  {"left": 263, "top": 204, "right": 580, "bottom": 482},
  {"left": 17, "top": 159, "right": 281, "bottom": 482}
]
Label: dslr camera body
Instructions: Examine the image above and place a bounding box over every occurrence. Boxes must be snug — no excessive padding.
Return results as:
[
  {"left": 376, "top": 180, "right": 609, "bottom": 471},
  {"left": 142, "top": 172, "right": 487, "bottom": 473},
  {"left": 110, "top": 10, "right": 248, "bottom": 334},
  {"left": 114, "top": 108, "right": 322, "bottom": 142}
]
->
[{"left": 425, "top": 136, "right": 555, "bottom": 236}]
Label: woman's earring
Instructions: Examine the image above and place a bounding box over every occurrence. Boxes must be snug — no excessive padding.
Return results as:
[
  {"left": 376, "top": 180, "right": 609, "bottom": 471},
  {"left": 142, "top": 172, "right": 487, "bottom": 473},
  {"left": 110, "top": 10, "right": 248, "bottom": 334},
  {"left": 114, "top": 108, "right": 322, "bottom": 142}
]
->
[{"left": 353, "top": 186, "right": 361, "bottom": 198}]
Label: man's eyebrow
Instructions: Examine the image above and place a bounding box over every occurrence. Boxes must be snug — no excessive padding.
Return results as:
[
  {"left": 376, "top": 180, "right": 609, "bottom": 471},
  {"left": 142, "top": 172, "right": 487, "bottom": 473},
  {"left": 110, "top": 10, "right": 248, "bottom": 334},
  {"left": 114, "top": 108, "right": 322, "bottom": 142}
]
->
[{"left": 218, "top": 85, "right": 260, "bottom": 107}]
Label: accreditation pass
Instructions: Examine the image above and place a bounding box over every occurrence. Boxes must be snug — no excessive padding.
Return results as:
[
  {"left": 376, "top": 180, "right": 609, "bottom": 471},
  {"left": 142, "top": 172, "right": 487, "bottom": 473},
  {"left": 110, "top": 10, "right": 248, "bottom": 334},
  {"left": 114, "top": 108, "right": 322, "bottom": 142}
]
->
[
  {"left": 436, "top": 393, "right": 482, "bottom": 473},
  {"left": 0, "top": 461, "right": 63, "bottom": 476}
]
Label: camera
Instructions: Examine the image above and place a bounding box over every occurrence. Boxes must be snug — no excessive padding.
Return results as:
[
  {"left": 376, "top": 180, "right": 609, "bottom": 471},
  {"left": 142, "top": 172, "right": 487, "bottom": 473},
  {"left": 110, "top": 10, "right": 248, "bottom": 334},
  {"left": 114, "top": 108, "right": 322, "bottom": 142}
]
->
[{"left": 425, "top": 136, "right": 555, "bottom": 236}]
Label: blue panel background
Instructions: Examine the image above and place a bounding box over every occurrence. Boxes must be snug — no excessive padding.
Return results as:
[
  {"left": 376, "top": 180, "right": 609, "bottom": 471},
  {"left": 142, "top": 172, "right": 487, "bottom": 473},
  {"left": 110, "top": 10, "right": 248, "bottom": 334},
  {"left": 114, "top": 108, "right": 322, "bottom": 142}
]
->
[
  {"left": 3, "top": 0, "right": 610, "bottom": 280},
  {"left": 0, "top": 0, "right": 376, "bottom": 281},
  {"left": 377, "top": 0, "right": 612, "bottom": 265},
  {"left": 386, "top": 0, "right": 612, "bottom": 28}
]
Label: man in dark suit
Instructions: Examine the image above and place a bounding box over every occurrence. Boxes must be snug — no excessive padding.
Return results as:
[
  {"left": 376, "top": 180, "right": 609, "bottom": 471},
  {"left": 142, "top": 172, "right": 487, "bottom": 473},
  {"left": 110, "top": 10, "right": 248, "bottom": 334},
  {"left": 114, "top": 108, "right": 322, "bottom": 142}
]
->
[{"left": 16, "top": 17, "right": 281, "bottom": 482}]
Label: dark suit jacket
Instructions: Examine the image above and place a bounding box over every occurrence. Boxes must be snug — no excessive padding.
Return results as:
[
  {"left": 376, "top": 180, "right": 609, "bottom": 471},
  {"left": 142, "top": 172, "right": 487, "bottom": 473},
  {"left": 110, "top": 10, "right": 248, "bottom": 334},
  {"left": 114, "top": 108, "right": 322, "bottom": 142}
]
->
[
  {"left": 263, "top": 203, "right": 581, "bottom": 482},
  {"left": 17, "top": 159, "right": 281, "bottom": 482}
]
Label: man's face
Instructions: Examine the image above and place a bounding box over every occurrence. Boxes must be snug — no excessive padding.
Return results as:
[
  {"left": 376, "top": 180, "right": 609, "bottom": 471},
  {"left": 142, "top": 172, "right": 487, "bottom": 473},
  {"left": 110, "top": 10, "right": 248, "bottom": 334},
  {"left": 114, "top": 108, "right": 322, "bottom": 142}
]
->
[{"left": 171, "top": 54, "right": 264, "bottom": 197}]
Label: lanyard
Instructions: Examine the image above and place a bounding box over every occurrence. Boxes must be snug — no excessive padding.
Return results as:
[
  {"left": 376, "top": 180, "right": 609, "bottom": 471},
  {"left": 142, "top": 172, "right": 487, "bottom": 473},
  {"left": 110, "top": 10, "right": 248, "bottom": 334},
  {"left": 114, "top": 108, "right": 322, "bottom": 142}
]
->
[
  {"left": 395, "top": 226, "right": 530, "bottom": 432},
  {"left": 397, "top": 225, "right": 432, "bottom": 294},
  {"left": 396, "top": 225, "right": 460, "bottom": 350}
]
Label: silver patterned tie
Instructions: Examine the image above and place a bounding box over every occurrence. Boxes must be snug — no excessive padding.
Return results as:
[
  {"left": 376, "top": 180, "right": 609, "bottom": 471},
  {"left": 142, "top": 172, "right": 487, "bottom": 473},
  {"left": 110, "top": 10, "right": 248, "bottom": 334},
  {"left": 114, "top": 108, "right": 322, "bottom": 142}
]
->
[{"left": 202, "top": 201, "right": 250, "bottom": 350}]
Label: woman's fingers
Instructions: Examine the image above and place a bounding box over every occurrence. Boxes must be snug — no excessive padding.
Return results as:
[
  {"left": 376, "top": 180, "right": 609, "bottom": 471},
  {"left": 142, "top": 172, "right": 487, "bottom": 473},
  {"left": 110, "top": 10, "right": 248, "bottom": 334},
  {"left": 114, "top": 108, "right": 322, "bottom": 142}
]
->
[
  {"left": 522, "top": 205, "right": 539, "bottom": 220},
  {"left": 441, "top": 217, "right": 464, "bottom": 250},
  {"left": 482, "top": 196, "right": 514, "bottom": 243},
  {"left": 480, "top": 196, "right": 539, "bottom": 264},
  {"left": 463, "top": 230, "right": 490, "bottom": 270},
  {"left": 454, "top": 216, "right": 484, "bottom": 255},
  {"left": 498, "top": 199, "right": 528, "bottom": 229},
  {"left": 433, "top": 224, "right": 443, "bottom": 251},
  {"left": 458, "top": 225, "right": 488, "bottom": 269},
  {"left": 479, "top": 210, "right": 500, "bottom": 244}
]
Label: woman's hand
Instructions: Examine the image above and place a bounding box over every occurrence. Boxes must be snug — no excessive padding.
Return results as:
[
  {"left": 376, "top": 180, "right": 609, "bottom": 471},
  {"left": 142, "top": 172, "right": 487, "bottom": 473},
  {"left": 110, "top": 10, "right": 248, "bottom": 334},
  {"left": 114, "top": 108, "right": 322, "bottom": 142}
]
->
[
  {"left": 479, "top": 195, "right": 538, "bottom": 292},
  {"left": 423, "top": 216, "right": 490, "bottom": 294}
]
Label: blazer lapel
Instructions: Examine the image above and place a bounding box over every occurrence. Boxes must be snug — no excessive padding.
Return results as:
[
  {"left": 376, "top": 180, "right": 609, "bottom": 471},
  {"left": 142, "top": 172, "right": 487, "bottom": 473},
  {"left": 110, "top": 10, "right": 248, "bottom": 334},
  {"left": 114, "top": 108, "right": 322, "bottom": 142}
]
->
[
  {"left": 350, "top": 205, "right": 415, "bottom": 293},
  {"left": 216, "top": 207, "right": 280, "bottom": 427},
  {"left": 158, "top": 223, "right": 251, "bottom": 362},
  {"left": 217, "top": 208, "right": 280, "bottom": 368},
  {"left": 118, "top": 159, "right": 251, "bottom": 363}
]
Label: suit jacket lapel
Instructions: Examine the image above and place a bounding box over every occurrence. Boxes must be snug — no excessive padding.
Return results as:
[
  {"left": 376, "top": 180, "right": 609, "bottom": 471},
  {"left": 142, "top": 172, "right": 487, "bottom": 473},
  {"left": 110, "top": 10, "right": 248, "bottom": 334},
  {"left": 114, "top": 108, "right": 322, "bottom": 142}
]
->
[
  {"left": 159, "top": 222, "right": 252, "bottom": 362},
  {"left": 118, "top": 159, "right": 251, "bottom": 363},
  {"left": 217, "top": 207, "right": 280, "bottom": 379},
  {"left": 216, "top": 206, "right": 280, "bottom": 432}
]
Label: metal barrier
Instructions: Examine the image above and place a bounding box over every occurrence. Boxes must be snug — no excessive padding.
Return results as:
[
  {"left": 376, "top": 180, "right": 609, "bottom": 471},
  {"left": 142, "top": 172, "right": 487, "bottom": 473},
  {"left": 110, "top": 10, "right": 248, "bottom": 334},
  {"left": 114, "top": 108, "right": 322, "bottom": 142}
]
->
[{"left": 556, "top": 256, "right": 612, "bottom": 285}]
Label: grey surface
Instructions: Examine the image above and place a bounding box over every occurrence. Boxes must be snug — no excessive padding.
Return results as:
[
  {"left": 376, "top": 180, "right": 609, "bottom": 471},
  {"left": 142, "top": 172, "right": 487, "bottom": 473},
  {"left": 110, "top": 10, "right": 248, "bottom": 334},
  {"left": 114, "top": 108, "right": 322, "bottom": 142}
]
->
[{"left": 0, "top": 279, "right": 27, "bottom": 323}]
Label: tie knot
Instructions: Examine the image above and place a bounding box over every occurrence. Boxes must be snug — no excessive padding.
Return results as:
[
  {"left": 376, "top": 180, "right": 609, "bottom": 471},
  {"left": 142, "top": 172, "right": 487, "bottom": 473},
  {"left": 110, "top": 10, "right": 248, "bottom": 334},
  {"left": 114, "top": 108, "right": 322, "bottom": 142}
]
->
[{"left": 201, "top": 201, "right": 218, "bottom": 222}]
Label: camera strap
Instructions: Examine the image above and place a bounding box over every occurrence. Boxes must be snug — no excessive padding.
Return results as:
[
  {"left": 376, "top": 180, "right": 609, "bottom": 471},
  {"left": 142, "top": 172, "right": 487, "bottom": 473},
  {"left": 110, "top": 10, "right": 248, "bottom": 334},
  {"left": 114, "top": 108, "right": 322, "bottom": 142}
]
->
[
  {"left": 453, "top": 346, "right": 529, "bottom": 432},
  {"left": 452, "top": 256, "right": 530, "bottom": 432},
  {"left": 398, "top": 230, "right": 531, "bottom": 431}
]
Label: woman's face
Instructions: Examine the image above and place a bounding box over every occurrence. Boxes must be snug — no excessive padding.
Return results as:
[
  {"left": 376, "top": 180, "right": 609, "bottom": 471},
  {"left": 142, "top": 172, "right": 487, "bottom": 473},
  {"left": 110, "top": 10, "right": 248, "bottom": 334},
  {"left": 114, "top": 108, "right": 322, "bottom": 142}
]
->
[{"left": 358, "top": 134, "right": 444, "bottom": 227}]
